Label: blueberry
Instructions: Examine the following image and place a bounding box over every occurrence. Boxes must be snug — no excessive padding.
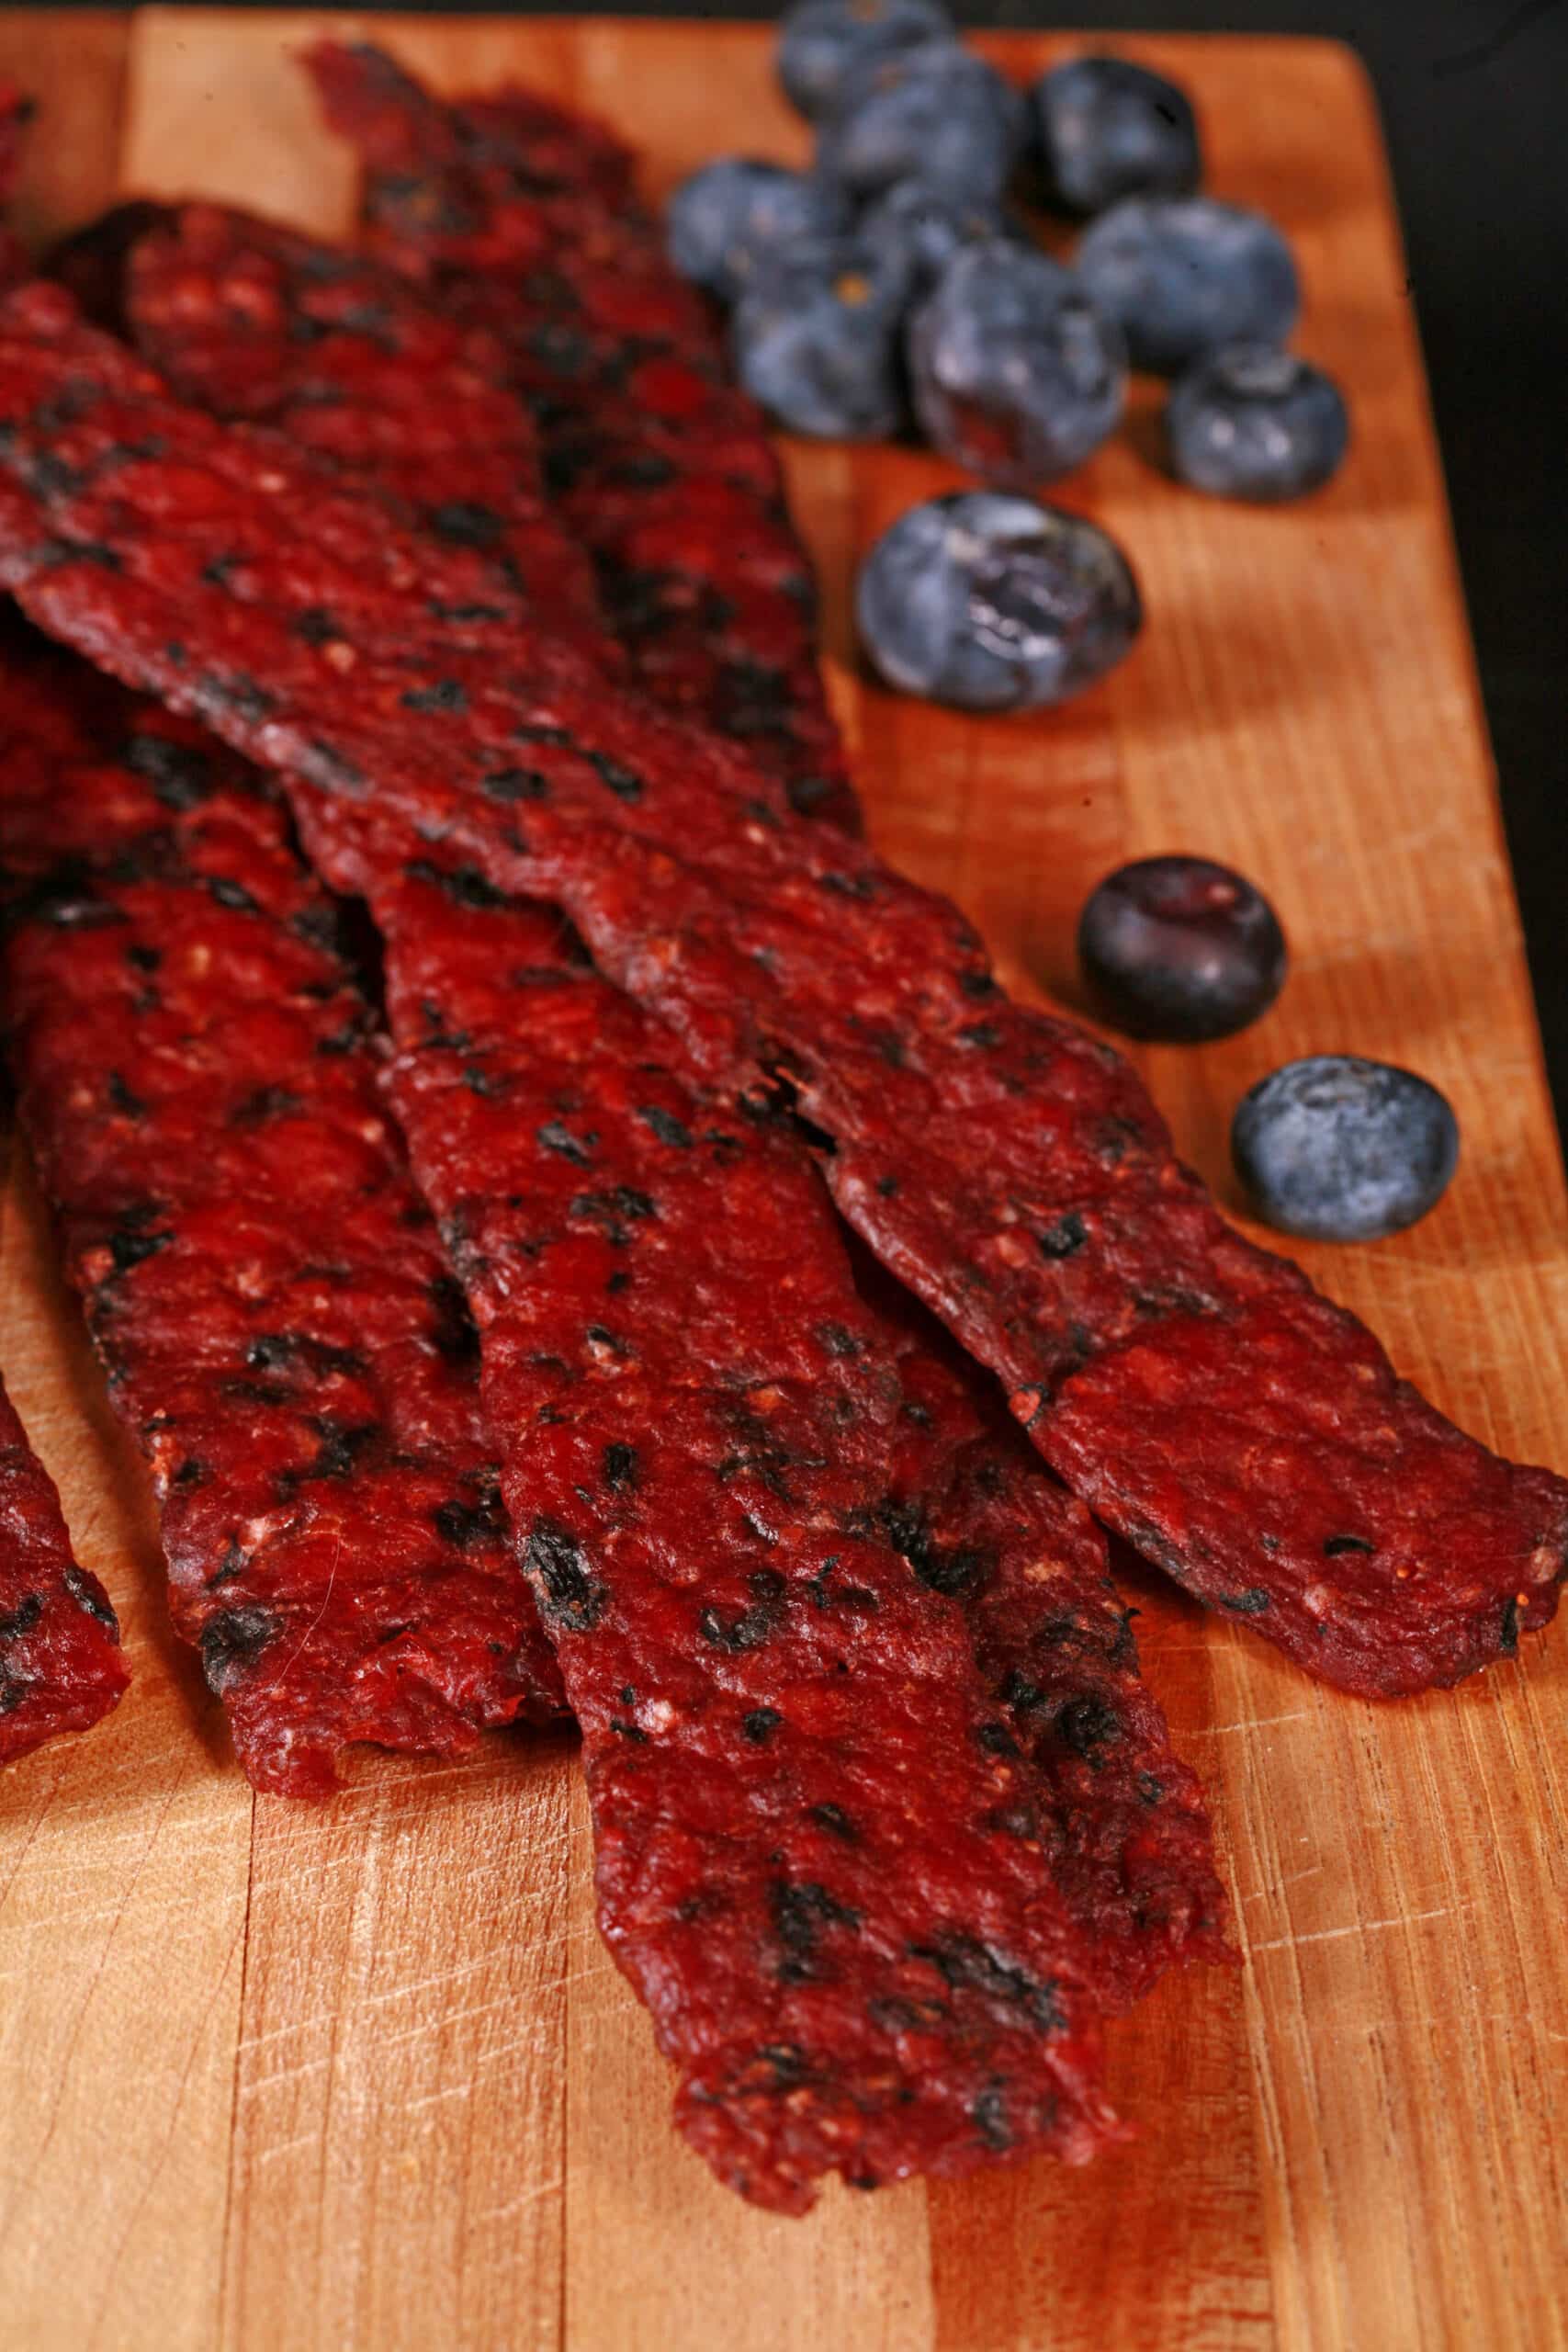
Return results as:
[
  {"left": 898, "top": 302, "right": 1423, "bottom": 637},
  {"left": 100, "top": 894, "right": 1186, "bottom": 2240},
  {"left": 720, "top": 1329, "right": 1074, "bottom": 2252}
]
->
[
  {"left": 857, "top": 180, "right": 1019, "bottom": 299},
  {"left": 1076, "top": 197, "right": 1299, "bottom": 374},
  {"left": 732, "top": 240, "right": 908, "bottom": 438},
  {"left": 908, "top": 241, "right": 1126, "bottom": 487},
  {"left": 1077, "top": 856, "right": 1286, "bottom": 1042},
  {"left": 856, "top": 490, "right": 1141, "bottom": 712},
  {"left": 777, "top": 0, "right": 953, "bottom": 122},
  {"left": 1166, "top": 343, "right": 1349, "bottom": 503},
  {"left": 818, "top": 43, "right": 1028, "bottom": 205},
  {"left": 1233, "top": 1057, "right": 1459, "bottom": 1242},
  {"left": 666, "top": 159, "right": 852, "bottom": 303},
  {"left": 1032, "top": 55, "right": 1201, "bottom": 215}
]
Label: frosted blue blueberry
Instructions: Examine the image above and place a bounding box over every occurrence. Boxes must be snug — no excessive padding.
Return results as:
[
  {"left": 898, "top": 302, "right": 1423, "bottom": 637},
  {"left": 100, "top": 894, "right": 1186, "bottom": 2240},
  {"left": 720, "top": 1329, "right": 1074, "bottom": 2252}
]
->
[
  {"left": 856, "top": 490, "right": 1142, "bottom": 711},
  {"left": 1076, "top": 196, "right": 1299, "bottom": 374},
  {"left": 777, "top": 0, "right": 953, "bottom": 122},
  {"left": 908, "top": 240, "right": 1126, "bottom": 487},
  {"left": 1233, "top": 1057, "right": 1460, "bottom": 1242},
  {"left": 666, "top": 159, "right": 852, "bottom": 302},
  {"left": 817, "top": 43, "right": 1028, "bottom": 204},
  {"left": 1166, "top": 343, "right": 1349, "bottom": 502},
  {"left": 857, "top": 180, "right": 1019, "bottom": 298},
  {"left": 1032, "top": 54, "right": 1201, "bottom": 214},
  {"left": 733, "top": 240, "right": 908, "bottom": 438}
]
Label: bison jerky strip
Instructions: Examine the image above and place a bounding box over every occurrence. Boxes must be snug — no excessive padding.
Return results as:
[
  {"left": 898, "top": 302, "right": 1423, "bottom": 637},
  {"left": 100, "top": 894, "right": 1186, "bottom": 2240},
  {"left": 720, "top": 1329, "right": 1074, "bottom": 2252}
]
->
[
  {"left": 0, "top": 288, "right": 1558, "bottom": 1697},
  {"left": 357, "top": 854, "right": 1123, "bottom": 2208},
  {"left": 0, "top": 627, "right": 562, "bottom": 1795},
  {"left": 0, "top": 1364, "right": 127, "bottom": 1763},
  {"left": 116, "top": 210, "right": 1224, "bottom": 1986},
  {"left": 306, "top": 42, "right": 856, "bottom": 830}
]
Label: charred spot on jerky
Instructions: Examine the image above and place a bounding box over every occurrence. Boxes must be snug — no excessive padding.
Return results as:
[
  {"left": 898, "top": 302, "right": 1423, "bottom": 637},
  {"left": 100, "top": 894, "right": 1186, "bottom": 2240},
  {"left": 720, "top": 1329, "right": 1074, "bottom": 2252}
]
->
[
  {"left": 1094, "top": 1115, "right": 1147, "bottom": 1166},
  {"left": 231, "top": 1084, "right": 303, "bottom": 1128},
  {"left": 741, "top": 1707, "right": 780, "bottom": 1744},
  {"left": 197, "top": 672, "right": 276, "bottom": 725},
  {"left": 1325, "top": 1534, "right": 1375, "bottom": 1556},
  {"left": 569, "top": 1186, "right": 658, "bottom": 1244},
  {"left": 512, "top": 721, "right": 575, "bottom": 749},
  {"left": 293, "top": 606, "right": 342, "bottom": 647},
  {"left": 427, "top": 500, "right": 504, "bottom": 548},
  {"left": 585, "top": 749, "right": 644, "bottom": 804},
  {"left": 62, "top": 1566, "right": 120, "bottom": 1634},
  {"left": 875, "top": 1174, "right": 899, "bottom": 1199},
  {"left": 199, "top": 1605, "right": 281, "bottom": 1693},
  {"left": 699, "top": 1569, "right": 787, "bottom": 1654},
  {"left": 610, "top": 1716, "right": 648, "bottom": 1741},
  {"left": 603, "top": 1442, "right": 638, "bottom": 1491},
  {"left": 1222, "top": 1588, "right": 1272, "bottom": 1613},
  {"left": 434, "top": 1486, "right": 506, "bottom": 1549},
  {"left": 959, "top": 1022, "right": 1003, "bottom": 1050},
  {"left": 0, "top": 1593, "right": 45, "bottom": 1643},
  {"left": 910, "top": 1936, "right": 1066, "bottom": 2032},
  {"left": 200, "top": 550, "right": 246, "bottom": 587},
  {"left": 404, "top": 858, "right": 511, "bottom": 911},
  {"left": 106, "top": 1070, "right": 146, "bottom": 1119},
  {"left": 770, "top": 1879, "right": 862, "bottom": 1978},
  {"left": 816, "top": 1322, "right": 862, "bottom": 1359},
  {"left": 819, "top": 868, "right": 879, "bottom": 903},
  {"left": 429, "top": 600, "right": 511, "bottom": 626},
  {"left": 122, "top": 731, "right": 213, "bottom": 809},
  {"left": 637, "top": 1104, "right": 693, "bottom": 1150},
  {"left": 1136, "top": 1772, "right": 1165, "bottom": 1806},
  {"left": 536, "top": 1117, "right": 595, "bottom": 1166},
  {"left": 275, "top": 1417, "right": 380, "bottom": 1497},
  {"left": 971, "top": 2086, "right": 1013, "bottom": 2153},
  {"left": 525, "top": 1516, "right": 607, "bottom": 1630},
  {"left": 424, "top": 1273, "right": 480, "bottom": 1374},
  {"left": 976, "top": 1721, "right": 1022, "bottom": 1759},
  {"left": 1038, "top": 1213, "right": 1087, "bottom": 1261},
  {"left": 1500, "top": 1595, "right": 1521, "bottom": 1654},
  {"left": 107, "top": 1206, "right": 173, "bottom": 1277},
  {"left": 206, "top": 875, "right": 262, "bottom": 917},
  {"left": 1055, "top": 1693, "right": 1122, "bottom": 1763},
  {"left": 401, "top": 678, "right": 469, "bottom": 716},
  {"left": 125, "top": 944, "right": 162, "bottom": 974},
  {"left": 462, "top": 1063, "right": 502, "bottom": 1099},
  {"left": 481, "top": 765, "right": 551, "bottom": 803},
  {"left": 527, "top": 321, "right": 592, "bottom": 378},
  {"left": 807, "top": 1803, "right": 858, "bottom": 1843},
  {"left": 959, "top": 968, "right": 1000, "bottom": 1001}
]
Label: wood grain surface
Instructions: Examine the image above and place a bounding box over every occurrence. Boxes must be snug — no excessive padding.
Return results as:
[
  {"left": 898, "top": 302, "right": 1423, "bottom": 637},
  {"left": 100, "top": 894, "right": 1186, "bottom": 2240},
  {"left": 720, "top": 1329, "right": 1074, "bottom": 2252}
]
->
[{"left": 0, "top": 17, "right": 1563, "bottom": 2350}]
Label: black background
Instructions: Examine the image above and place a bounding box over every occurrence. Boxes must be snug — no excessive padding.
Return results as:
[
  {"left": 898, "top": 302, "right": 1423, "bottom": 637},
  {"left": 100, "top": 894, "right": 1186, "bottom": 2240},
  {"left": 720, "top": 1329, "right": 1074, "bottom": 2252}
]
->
[{"left": 80, "top": 2, "right": 1568, "bottom": 1135}]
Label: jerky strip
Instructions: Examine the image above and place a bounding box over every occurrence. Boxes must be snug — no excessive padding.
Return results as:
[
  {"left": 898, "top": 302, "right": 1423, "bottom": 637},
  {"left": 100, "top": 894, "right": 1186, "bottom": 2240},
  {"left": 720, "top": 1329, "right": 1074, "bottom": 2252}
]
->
[
  {"left": 371, "top": 855, "right": 1122, "bottom": 2208},
  {"left": 1, "top": 288, "right": 1556, "bottom": 1696},
  {"left": 0, "top": 1363, "right": 127, "bottom": 1763},
  {"left": 0, "top": 626, "right": 562, "bottom": 1795},
  {"left": 116, "top": 209, "right": 1223, "bottom": 1992},
  {"left": 307, "top": 43, "right": 855, "bottom": 830}
]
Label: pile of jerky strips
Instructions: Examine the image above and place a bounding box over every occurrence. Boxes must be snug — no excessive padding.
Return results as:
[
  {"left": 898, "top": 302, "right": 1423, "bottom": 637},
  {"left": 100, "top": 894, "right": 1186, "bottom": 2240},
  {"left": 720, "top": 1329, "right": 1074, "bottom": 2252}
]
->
[{"left": 0, "top": 51, "right": 1562, "bottom": 2212}]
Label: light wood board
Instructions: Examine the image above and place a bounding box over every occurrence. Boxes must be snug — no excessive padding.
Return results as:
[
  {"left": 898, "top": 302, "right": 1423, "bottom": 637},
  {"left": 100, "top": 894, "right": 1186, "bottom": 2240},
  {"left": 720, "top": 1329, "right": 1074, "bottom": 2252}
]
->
[{"left": 0, "top": 17, "right": 1563, "bottom": 2350}]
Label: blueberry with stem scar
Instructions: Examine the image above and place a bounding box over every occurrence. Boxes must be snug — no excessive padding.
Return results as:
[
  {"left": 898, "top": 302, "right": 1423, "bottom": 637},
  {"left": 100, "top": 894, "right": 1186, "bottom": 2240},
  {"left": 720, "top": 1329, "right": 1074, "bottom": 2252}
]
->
[
  {"left": 1077, "top": 856, "right": 1287, "bottom": 1042},
  {"left": 1166, "top": 343, "right": 1349, "bottom": 503}
]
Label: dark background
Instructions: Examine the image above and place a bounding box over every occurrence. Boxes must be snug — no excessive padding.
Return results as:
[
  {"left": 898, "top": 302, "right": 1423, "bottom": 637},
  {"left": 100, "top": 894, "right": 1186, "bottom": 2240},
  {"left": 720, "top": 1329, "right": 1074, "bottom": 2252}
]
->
[{"left": 83, "top": 1, "right": 1568, "bottom": 1135}]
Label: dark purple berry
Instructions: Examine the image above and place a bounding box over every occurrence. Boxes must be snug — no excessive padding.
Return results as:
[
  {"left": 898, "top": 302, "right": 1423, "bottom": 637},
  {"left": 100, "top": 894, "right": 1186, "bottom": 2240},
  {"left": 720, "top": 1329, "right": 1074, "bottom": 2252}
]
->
[
  {"left": 666, "top": 159, "right": 852, "bottom": 303},
  {"left": 1032, "top": 55, "right": 1201, "bottom": 215},
  {"left": 778, "top": 0, "right": 953, "bottom": 122},
  {"left": 1232, "top": 1057, "right": 1459, "bottom": 1242},
  {"left": 856, "top": 490, "right": 1142, "bottom": 712},
  {"left": 857, "top": 180, "right": 1018, "bottom": 298},
  {"left": 1076, "top": 197, "right": 1299, "bottom": 374},
  {"left": 732, "top": 240, "right": 908, "bottom": 439},
  {"left": 908, "top": 240, "right": 1126, "bottom": 487},
  {"left": 1167, "top": 343, "right": 1349, "bottom": 502},
  {"left": 1077, "top": 856, "right": 1286, "bottom": 1041},
  {"left": 817, "top": 43, "right": 1028, "bottom": 204}
]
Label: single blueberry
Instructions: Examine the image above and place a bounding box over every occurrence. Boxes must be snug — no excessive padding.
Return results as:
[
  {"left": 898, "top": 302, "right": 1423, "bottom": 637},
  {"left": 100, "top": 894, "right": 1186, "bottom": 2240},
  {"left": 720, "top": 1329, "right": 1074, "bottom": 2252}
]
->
[
  {"left": 856, "top": 490, "right": 1142, "bottom": 712},
  {"left": 778, "top": 0, "right": 953, "bottom": 122},
  {"left": 1077, "top": 856, "right": 1286, "bottom": 1042},
  {"left": 1032, "top": 54, "right": 1201, "bottom": 215},
  {"left": 733, "top": 239, "right": 908, "bottom": 438},
  {"left": 908, "top": 240, "right": 1127, "bottom": 487},
  {"left": 857, "top": 180, "right": 1019, "bottom": 299},
  {"left": 1076, "top": 197, "right": 1299, "bottom": 374},
  {"left": 1232, "top": 1056, "right": 1460, "bottom": 1243},
  {"left": 1166, "top": 342, "right": 1349, "bottom": 502},
  {"left": 817, "top": 42, "right": 1028, "bottom": 204},
  {"left": 666, "top": 158, "right": 852, "bottom": 302}
]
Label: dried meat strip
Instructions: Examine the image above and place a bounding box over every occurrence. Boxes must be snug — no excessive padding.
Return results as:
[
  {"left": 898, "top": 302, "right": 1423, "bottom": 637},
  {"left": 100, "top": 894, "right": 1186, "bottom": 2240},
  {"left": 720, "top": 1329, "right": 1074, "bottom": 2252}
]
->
[
  {"left": 0, "top": 288, "right": 1557, "bottom": 1700},
  {"left": 0, "top": 623, "right": 563, "bottom": 1795},
  {"left": 0, "top": 1363, "right": 127, "bottom": 1763},
  {"left": 112, "top": 206, "right": 1224, "bottom": 1992},
  {"left": 363, "top": 855, "right": 1123, "bottom": 2207},
  {"left": 306, "top": 43, "right": 856, "bottom": 830}
]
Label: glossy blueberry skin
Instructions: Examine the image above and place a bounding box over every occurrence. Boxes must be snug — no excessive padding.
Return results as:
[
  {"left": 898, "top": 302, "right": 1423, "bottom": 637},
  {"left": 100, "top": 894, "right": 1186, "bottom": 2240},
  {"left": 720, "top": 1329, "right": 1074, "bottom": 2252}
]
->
[
  {"left": 1032, "top": 55, "right": 1201, "bottom": 215},
  {"left": 666, "top": 159, "right": 852, "bottom": 302},
  {"left": 856, "top": 490, "right": 1142, "bottom": 712},
  {"left": 1233, "top": 1057, "right": 1460, "bottom": 1243},
  {"left": 733, "top": 240, "right": 908, "bottom": 438},
  {"left": 1077, "top": 856, "right": 1286, "bottom": 1042},
  {"left": 1167, "top": 343, "right": 1349, "bottom": 502},
  {"left": 1076, "top": 197, "right": 1299, "bottom": 374},
  {"left": 818, "top": 43, "right": 1028, "bottom": 204},
  {"left": 908, "top": 240, "right": 1127, "bottom": 487},
  {"left": 777, "top": 0, "right": 953, "bottom": 121},
  {"left": 857, "top": 180, "right": 1018, "bottom": 298}
]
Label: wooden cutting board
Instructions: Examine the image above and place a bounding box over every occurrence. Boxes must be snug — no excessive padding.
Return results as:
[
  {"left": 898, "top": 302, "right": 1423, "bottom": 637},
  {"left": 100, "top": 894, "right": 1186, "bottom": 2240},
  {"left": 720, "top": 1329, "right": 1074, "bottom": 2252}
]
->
[{"left": 0, "top": 16, "right": 1563, "bottom": 2349}]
